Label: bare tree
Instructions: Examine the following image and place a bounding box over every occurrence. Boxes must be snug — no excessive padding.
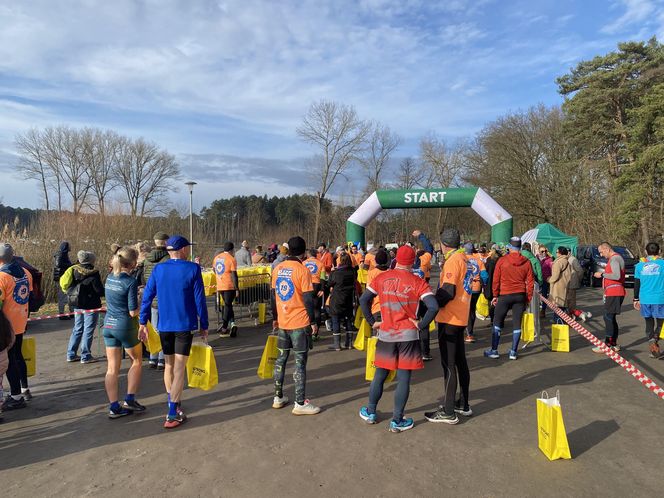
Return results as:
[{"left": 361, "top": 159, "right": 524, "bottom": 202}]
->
[
  {"left": 297, "top": 100, "right": 370, "bottom": 242},
  {"left": 359, "top": 122, "right": 401, "bottom": 194},
  {"left": 81, "top": 128, "right": 120, "bottom": 215},
  {"left": 395, "top": 157, "right": 424, "bottom": 238},
  {"left": 15, "top": 128, "right": 51, "bottom": 210},
  {"left": 116, "top": 137, "right": 181, "bottom": 216}
]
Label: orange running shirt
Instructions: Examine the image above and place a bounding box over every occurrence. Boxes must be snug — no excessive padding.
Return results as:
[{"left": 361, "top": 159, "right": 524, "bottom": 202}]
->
[
  {"left": 366, "top": 267, "right": 386, "bottom": 315},
  {"left": 0, "top": 268, "right": 33, "bottom": 335},
  {"left": 272, "top": 260, "right": 314, "bottom": 330},
  {"left": 317, "top": 251, "right": 333, "bottom": 273},
  {"left": 419, "top": 252, "right": 432, "bottom": 279},
  {"left": 435, "top": 252, "right": 473, "bottom": 326},
  {"left": 364, "top": 252, "right": 376, "bottom": 270},
  {"left": 352, "top": 252, "right": 364, "bottom": 267},
  {"left": 303, "top": 257, "right": 322, "bottom": 284},
  {"left": 213, "top": 252, "right": 238, "bottom": 291},
  {"left": 466, "top": 253, "right": 486, "bottom": 293}
]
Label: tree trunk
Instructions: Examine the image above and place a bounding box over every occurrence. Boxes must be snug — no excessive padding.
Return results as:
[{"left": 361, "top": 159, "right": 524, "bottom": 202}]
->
[{"left": 312, "top": 194, "right": 322, "bottom": 244}]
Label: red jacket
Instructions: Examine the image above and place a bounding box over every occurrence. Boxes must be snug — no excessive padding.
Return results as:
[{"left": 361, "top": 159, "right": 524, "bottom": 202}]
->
[{"left": 492, "top": 252, "right": 534, "bottom": 302}]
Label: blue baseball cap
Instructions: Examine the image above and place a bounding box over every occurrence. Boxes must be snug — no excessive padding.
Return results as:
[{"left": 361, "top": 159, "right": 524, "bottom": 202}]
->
[{"left": 166, "top": 235, "right": 194, "bottom": 251}]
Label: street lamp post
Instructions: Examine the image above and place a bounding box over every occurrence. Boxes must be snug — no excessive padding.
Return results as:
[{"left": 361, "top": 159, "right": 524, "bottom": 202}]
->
[{"left": 185, "top": 181, "right": 197, "bottom": 261}]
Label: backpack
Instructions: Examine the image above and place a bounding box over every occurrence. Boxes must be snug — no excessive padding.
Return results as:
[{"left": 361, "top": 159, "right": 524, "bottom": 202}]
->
[{"left": 66, "top": 273, "right": 97, "bottom": 309}]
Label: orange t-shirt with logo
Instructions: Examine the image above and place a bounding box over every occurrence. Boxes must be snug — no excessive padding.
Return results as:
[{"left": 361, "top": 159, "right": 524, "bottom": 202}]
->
[
  {"left": 303, "top": 257, "right": 322, "bottom": 284},
  {"left": 364, "top": 252, "right": 376, "bottom": 270},
  {"left": 366, "top": 267, "right": 386, "bottom": 315},
  {"left": 466, "top": 253, "right": 486, "bottom": 293},
  {"left": 213, "top": 252, "right": 238, "bottom": 291},
  {"left": 0, "top": 268, "right": 33, "bottom": 335},
  {"left": 272, "top": 260, "right": 314, "bottom": 330},
  {"left": 317, "top": 251, "right": 333, "bottom": 273},
  {"left": 419, "top": 252, "right": 432, "bottom": 279},
  {"left": 435, "top": 252, "right": 472, "bottom": 326}
]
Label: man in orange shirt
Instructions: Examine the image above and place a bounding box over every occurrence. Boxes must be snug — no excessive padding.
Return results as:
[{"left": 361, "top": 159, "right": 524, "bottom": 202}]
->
[
  {"left": 363, "top": 246, "right": 377, "bottom": 271},
  {"left": 271, "top": 236, "right": 320, "bottom": 415},
  {"left": 213, "top": 242, "right": 239, "bottom": 338},
  {"left": 464, "top": 243, "right": 488, "bottom": 343},
  {"left": 365, "top": 249, "right": 390, "bottom": 323},
  {"left": 350, "top": 244, "right": 364, "bottom": 267},
  {"left": 0, "top": 243, "right": 33, "bottom": 410},
  {"left": 303, "top": 249, "right": 324, "bottom": 338},
  {"left": 424, "top": 229, "right": 477, "bottom": 425},
  {"left": 317, "top": 243, "right": 333, "bottom": 274}
]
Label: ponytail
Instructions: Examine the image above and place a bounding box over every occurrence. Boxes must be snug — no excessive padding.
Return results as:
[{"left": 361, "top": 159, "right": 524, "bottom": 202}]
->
[{"left": 112, "top": 246, "right": 138, "bottom": 276}]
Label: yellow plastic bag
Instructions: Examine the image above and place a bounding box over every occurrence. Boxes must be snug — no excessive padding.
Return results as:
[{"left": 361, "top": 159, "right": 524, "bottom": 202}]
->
[
  {"left": 365, "top": 337, "right": 396, "bottom": 382},
  {"left": 354, "top": 308, "right": 364, "bottom": 329},
  {"left": 257, "top": 303, "right": 267, "bottom": 324},
  {"left": 257, "top": 335, "right": 278, "bottom": 379},
  {"left": 521, "top": 313, "right": 535, "bottom": 343},
  {"left": 429, "top": 320, "right": 437, "bottom": 332},
  {"left": 21, "top": 336, "right": 36, "bottom": 377},
  {"left": 353, "top": 319, "right": 373, "bottom": 351},
  {"left": 537, "top": 391, "right": 571, "bottom": 460},
  {"left": 660, "top": 321, "right": 664, "bottom": 340},
  {"left": 186, "top": 343, "right": 218, "bottom": 391},
  {"left": 145, "top": 322, "right": 162, "bottom": 354},
  {"left": 476, "top": 294, "right": 489, "bottom": 319},
  {"left": 551, "top": 324, "right": 570, "bottom": 352},
  {"left": 202, "top": 271, "right": 216, "bottom": 297}
]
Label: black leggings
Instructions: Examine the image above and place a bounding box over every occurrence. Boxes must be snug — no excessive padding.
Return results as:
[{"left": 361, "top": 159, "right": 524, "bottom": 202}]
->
[
  {"left": 466, "top": 292, "right": 481, "bottom": 336},
  {"left": 312, "top": 283, "right": 322, "bottom": 326},
  {"left": 646, "top": 317, "right": 664, "bottom": 341},
  {"left": 493, "top": 293, "right": 526, "bottom": 331},
  {"left": 368, "top": 367, "right": 412, "bottom": 422},
  {"left": 438, "top": 323, "right": 470, "bottom": 412},
  {"left": 221, "top": 290, "right": 236, "bottom": 328},
  {"left": 6, "top": 333, "right": 28, "bottom": 396}
]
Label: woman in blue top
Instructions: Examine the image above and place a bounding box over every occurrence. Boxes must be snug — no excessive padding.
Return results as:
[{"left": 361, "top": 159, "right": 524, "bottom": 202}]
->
[{"left": 103, "top": 247, "right": 145, "bottom": 418}]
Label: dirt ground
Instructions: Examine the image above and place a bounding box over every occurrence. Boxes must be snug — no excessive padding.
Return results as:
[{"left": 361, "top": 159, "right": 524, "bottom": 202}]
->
[{"left": 1, "top": 287, "right": 663, "bottom": 498}]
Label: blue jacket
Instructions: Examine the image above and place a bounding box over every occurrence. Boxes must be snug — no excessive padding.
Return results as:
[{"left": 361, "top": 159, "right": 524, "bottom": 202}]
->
[
  {"left": 413, "top": 233, "right": 434, "bottom": 270},
  {"left": 139, "top": 259, "right": 209, "bottom": 332}
]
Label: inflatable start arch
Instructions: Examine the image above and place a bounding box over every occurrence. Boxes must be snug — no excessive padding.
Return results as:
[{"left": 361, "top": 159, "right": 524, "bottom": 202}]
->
[{"left": 346, "top": 187, "right": 513, "bottom": 248}]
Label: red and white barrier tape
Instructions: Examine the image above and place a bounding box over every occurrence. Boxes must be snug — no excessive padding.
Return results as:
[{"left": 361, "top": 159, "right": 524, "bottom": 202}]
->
[
  {"left": 27, "top": 307, "right": 107, "bottom": 322},
  {"left": 539, "top": 293, "right": 664, "bottom": 401}
]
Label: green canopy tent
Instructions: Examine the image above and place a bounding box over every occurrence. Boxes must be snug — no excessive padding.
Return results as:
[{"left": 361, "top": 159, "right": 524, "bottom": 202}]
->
[{"left": 521, "top": 223, "right": 578, "bottom": 254}]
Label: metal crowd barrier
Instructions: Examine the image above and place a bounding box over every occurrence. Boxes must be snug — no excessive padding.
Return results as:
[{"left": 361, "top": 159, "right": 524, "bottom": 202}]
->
[{"left": 216, "top": 270, "right": 272, "bottom": 326}]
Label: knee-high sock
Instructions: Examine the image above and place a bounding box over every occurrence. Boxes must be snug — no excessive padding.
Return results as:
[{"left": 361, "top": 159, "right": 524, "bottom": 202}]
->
[
  {"left": 511, "top": 329, "right": 522, "bottom": 351},
  {"left": 491, "top": 326, "right": 501, "bottom": 350}
]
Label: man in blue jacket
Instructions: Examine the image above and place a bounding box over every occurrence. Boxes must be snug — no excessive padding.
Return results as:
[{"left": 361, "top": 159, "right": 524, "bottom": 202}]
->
[{"left": 139, "top": 235, "right": 208, "bottom": 429}]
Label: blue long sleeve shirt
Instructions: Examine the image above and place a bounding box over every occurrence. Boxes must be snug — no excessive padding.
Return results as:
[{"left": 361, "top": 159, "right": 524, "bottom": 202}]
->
[
  {"left": 413, "top": 233, "right": 434, "bottom": 270},
  {"left": 139, "top": 259, "right": 209, "bottom": 332}
]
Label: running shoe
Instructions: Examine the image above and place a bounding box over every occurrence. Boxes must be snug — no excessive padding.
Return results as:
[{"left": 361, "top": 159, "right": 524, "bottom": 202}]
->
[
  {"left": 80, "top": 356, "right": 98, "bottom": 364},
  {"left": 454, "top": 401, "right": 473, "bottom": 417},
  {"left": 218, "top": 327, "right": 230, "bottom": 338},
  {"left": 484, "top": 348, "right": 499, "bottom": 359},
  {"left": 612, "top": 344, "right": 621, "bottom": 352},
  {"left": 67, "top": 355, "right": 80, "bottom": 363},
  {"left": 649, "top": 342, "right": 661, "bottom": 359},
  {"left": 422, "top": 354, "right": 433, "bottom": 362},
  {"left": 508, "top": 349, "right": 518, "bottom": 360},
  {"left": 164, "top": 412, "right": 187, "bottom": 429},
  {"left": 108, "top": 406, "right": 132, "bottom": 419},
  {"left": 292, "top": 399, "right": 321, "bottom": 415},
  {"left": 389, "top": 417, "right": 414, "bottom": 433},
  {"left": 2, "top": 396, "right": 26, "bottom": 411},
  {"left": 272, "top": 395, "right": 289, "bottom": 409},
  {"left": 592, "top": 345, "right": 606, "bottom": 354},
  {"left": 578, "top": 312, "right": 587, "bottom": 322},
  {"left": 424, "top": 407, "right": 459, "bottom": 424},
  {"left": 21, "top": 389, "right": 33, "bottom": 401},
  {"left": 157, "top": 361, "right": 165, "bottom": 371},
  {"left": 123, "top": 399, "right": 146, "bottom": 412},
  {"left": 325, "top": 319, "right": 332, "bottom": 332},
  {"left": 230, "top": 322, "right": 238, "bottom": 338},
  {"left": 585, "top": 311, "right": 593, "bottom": 319},
  {"left": 148, "top": 360, "right": 158, "bottom": 369},
  {"left": 359, "top": 406, "right": 377, "bottom": 424},
  {"left": 464, "top": 335, "right": 476, "bottom": 343}
]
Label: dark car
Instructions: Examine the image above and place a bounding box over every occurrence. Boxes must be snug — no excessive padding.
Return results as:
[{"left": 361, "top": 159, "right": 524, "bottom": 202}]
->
[{"left": 576, "top": 245, "right": 637, "bottom": 288}]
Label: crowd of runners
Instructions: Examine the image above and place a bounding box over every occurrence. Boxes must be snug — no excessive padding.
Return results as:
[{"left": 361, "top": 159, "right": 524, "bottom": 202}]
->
[{"left": 0, "top": 228, "right": 662, "bottom": 431}]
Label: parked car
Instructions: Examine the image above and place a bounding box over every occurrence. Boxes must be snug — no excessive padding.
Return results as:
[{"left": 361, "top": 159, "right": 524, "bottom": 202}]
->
[{"left": 576, "top": 245, "right": 636, "bottom": 288}]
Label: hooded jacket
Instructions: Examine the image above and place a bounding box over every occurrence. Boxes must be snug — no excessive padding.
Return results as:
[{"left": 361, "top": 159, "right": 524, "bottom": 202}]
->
[
  {"left": 143, "top": 247, "right": 170, "bottom": 307},
  {"left": 521, "top": 249, "right": 543, "bottom": 285},
  {"left": 492, "top": 251, "right": 535, "bottom": 302},
  {"left": 548, "top": 255, "right": 572, "bottom": 306},
  {"left": 59, "top": 263, "right": 104, "bottom": 310},
  {"left": 53, "top": 241, "right": 72, "bottom": 280}
]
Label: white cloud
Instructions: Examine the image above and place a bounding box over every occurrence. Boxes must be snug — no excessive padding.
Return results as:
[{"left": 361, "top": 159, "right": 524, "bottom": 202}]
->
[{"left": 601, "top": 0, "right": 660, "bottom": 34}]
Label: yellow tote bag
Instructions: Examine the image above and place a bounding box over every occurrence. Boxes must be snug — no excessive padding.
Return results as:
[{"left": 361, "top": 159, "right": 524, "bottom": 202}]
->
[
  {"left": 21, "top": 336, "right": 36, "bottom": 377},
  {"left": 186, "top": 344, "right": 218, "bottom": 391},
  {"left": 551, "top": 324, "right": 570, "bottom": 352},
  {"left": 145, "top": 322, "right": 162, "bottom": 354},
  {"left": 521, "top": 313, "right": 535, "bottom": 343},
  {"left": 429, "top": 320, "right": 437, "bottom": 333},
  {"left": 353, "top": 319, "right": 373, "bottom": 351},
  {"left": 354, "top": 308, "right": 364, "bottom": 329},
  {"left": 257, "top": 303, "right": 267, "bottom": 324},
  {"left": 365, "top": 337, "right": 396, "bottom": 382},
  {"left": 537, "top": 391, "right": 572, "bottom": 460},
  {"left": 257, "top": 335, "right": 279, "bottom": 379},
  {"left": 659, "top": 321, "right": 664, "bottom": 340},
  {"left": 476, "top": 294, "right": 489, "bottom": 319}
]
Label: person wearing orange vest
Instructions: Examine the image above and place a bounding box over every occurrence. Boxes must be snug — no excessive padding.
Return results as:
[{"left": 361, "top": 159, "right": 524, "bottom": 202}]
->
[
  {"left": 303, "top": 249, "right": 324, "bottom": 339},
  {"left": 592, "top": 242, "right": 626, "bottom": 353},
  {"left": 213, "top": 242, "right": 239, "bottom": 338},
  {"left": 0, "top": 243, "right": 33, "bottom": 410}
]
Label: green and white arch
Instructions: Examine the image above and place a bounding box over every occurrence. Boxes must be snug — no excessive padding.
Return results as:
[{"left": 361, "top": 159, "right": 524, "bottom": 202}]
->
[{"left": 346, "top": 187, "right": 513, "bottom": 247}]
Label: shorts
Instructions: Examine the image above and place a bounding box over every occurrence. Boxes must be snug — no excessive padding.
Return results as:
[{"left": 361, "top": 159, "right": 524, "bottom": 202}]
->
[
  {"left": 604, "top": 296, "right": 625, "bottom": 315},
  {"left": 374, "top": 339, "right": 423, "bottom": 371},
  {"left": 640, "top": 303, "right": 664, "bottom": 318},
  {"left": 103, "top": 326, "right": 140, "bottom": 349},
  {"left": 160, "top": 331, "right": 194, "bottom": 356}
]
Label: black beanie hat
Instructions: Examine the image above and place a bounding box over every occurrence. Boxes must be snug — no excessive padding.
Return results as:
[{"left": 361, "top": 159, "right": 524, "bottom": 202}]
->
[
  {"left": 375, "top": 248, "right": 388, "bottom": 265},
  {"left": 287, "top": 236, "right": 306, "bottom": 256},
  {"left": 440, "top": 228, "right": 461, "bottom": 248},
  {"left": 224, "top": 241, "right": 234, "bottom": 252}
]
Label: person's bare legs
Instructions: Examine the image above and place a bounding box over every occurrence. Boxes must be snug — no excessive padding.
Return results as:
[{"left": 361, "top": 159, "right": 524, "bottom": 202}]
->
[
  {"left": 169, "top": 354, "right": 188, "bottom": 403},
  {"left": 104, "top": 347, "right": 122, "bottom": 403},
  {"left": 163, "top": 354, "right": 174, "bottom": 395},
  {"left": 125, "top": 343, "right": 143, "bottom": 396}
]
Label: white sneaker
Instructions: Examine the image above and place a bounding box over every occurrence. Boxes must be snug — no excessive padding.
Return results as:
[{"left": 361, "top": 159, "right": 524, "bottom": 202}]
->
[
  {"left": 292, "top": 399, "right": 321, "bottom": 415},
  {"left": 272, "top": 395, "right": 289, "bottom": 409},
  {"left": 325, "top": 319, "right": 332, "bottom": 332}
]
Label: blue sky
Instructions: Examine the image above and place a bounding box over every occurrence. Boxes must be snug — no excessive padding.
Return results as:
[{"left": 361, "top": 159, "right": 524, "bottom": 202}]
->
[{"left": 0, "top": 0, "right": 662, "bottom": 212}]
